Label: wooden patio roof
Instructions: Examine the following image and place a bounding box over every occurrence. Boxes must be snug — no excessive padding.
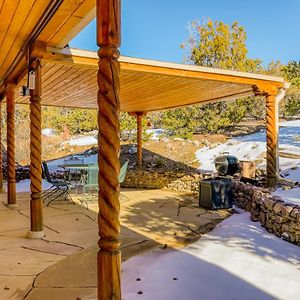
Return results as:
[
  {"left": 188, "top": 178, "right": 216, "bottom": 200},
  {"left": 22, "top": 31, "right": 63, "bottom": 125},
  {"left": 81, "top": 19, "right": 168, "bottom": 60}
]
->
[
  {"left": 5, "top": 47, "right": 287, "bottom": 112},
  {"left": 0, "top": 0, "right": 287, "bottom": 112},
  {"left": 0, "top": 0, "right": 95, "bottom": 97}
]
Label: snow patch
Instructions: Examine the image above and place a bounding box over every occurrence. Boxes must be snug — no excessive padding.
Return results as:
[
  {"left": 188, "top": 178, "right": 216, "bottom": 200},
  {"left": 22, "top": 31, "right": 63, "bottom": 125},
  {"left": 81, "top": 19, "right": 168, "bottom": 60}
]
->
[{"left": 122, "top": 212, "right": 300, "bottom": 300}]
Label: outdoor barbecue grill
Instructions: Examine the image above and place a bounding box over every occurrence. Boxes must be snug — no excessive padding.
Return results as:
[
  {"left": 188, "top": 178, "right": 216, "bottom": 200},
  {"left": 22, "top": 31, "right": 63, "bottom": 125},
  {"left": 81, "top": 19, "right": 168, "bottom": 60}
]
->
[
  {"left": 199, "top": 154, "right": 239, "bottom": 209},
  {"left": 214, "top": 154, "right": 240, "bottom": 176}
]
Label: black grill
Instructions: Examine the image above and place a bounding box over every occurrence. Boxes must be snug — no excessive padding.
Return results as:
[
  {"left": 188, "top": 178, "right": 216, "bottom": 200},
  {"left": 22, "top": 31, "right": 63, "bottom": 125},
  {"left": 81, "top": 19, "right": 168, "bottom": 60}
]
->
[{"left": 214, "top": 155, "right": 239, "bottom": 176}]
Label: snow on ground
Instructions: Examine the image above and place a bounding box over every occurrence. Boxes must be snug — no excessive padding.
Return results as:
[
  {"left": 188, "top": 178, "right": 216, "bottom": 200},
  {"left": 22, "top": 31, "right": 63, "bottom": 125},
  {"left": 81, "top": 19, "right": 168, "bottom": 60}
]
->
[
  {"left": 65, "top": 135, "right": 97, "bottom": 146},
  {"left": 146, "top": 128, "right": 166, "bottom": 141},
  {"left": 42, "top": 128, "right": 57, "bottom": 137},
  {"left": 15, "top": 179, "right": 52, "bottom": 192},
  {"left": 196, "top": 140, "right": 266, "bottom": 172},
  {"left": 279, "top": 119, "right": 300, "bottom": 127},
  {"left": 273, "top": 187, "right": 300, "bottom": 206},
  {"left": 122, "top": 211, "right": 300, "bottom": 300},
  {"left": 62, "top": 128, "right": 166, "bottom": 146},
  {"left": 196, "top": 120, "right": 300, "bottom": 206}
]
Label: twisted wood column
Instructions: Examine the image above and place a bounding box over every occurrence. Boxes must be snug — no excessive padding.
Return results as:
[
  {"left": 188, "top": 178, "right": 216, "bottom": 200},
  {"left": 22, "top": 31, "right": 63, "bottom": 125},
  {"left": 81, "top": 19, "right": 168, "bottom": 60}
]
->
[
  {"left": 137, "top": 113, "right": 143, "bottom": 167},
  {"left": 29, "top": 59, "right": 43, "bottom": 235},
  {"left": 0, "top": 101, "right": 3, "bottom": 192},
  {"left": 97, "top": 0, "right": 121, "bottom": 299},
  {"left": 6, "top": 84, "right": 16, "bottom": 205},
  {"left": 266, "top": 93, "right": 278, "bottom": 187}
]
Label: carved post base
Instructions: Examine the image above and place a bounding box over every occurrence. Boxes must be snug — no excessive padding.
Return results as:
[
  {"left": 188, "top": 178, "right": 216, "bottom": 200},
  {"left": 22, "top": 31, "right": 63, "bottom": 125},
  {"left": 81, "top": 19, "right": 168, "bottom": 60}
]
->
[
  {"left": 30, "top": 192, "right": 43, "bottom": 232},
  {"left": 7, "top": 182, "right": 16, "bottom": 205},
  {"left": 98, "top": 245, "right": 121, "bottom": 299}
]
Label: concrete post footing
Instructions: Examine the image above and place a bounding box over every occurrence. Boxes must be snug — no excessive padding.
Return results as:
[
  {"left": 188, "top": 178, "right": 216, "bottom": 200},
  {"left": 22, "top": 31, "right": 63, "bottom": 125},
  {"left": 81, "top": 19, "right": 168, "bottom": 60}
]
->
[
  {"left": 27, "top": 230, "right": 45, "bottom": 239},
  {"left": 7, "top": 203, "right": 19, "bottom": 209}
]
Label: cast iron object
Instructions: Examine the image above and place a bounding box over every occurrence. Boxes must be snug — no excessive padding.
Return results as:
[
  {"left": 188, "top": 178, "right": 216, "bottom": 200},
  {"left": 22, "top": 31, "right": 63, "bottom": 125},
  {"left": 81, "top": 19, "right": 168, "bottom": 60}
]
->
[{"left": 214, "top": 155, "right": 239, "bottom": 176}]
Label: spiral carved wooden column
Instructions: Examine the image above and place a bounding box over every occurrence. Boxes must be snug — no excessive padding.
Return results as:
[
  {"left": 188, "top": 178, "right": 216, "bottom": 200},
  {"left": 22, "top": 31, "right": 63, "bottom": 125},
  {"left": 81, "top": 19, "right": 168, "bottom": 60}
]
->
[
  {"left": 97, "top": 0, "right": 121, "bottom": 299},
  {"left": 136, "top": 113, "right": 143, "bottom": 167},
  {"left": 28, "top": 59, "right": 44, "bottom": 238},
  {"left": 6, "top": 84, "right": 16, "bottom": 206},
  {"left": 0, "top": 101, "right": 3, "bottom": 192},
  {"left": 266, "top": 93, "right": 278, "bottom": 187}
]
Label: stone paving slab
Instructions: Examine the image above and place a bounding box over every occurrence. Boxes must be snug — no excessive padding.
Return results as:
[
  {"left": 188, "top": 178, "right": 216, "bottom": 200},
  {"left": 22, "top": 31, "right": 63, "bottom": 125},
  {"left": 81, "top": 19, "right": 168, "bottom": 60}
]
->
[
  {"left": 44, "top": 212, "right": 97, "bottom": 233},
  {"left": 43, "top": 226, "right": 98, "bottom": 249},
  {"left": 35, "top": 246, "right": 97, "bottom": 288},
  {"left": 26, "top": 288, "right": 97, "bottom": 300},
  {"left": 0, "top": 275, "right": 35, "bottom": 300},
  {"left": 0, "top": 189, "right": 231, "bottom": 299},
  {"left": 0, "top": 210, "right": 29, "bottom": 234},
  {"left": 0, "top": 247, "right": 64, "bottom": 276}
]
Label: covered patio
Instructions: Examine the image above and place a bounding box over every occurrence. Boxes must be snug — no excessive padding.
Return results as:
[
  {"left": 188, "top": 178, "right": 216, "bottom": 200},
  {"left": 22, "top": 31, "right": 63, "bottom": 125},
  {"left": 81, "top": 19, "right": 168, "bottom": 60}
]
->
[{"left": 0, "top": 1, "right": 290, "bottom": 299}]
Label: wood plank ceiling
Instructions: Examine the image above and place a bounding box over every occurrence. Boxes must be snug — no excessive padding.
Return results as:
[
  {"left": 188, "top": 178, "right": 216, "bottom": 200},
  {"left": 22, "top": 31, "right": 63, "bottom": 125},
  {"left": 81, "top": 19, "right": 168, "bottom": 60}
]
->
[
  {"left": 0, "top": 0, "right": 95, "bottom": 96},
  {"left": 0, "top": 1, "right": 287, "bottom": 112},
  {"left": 13, "top": 48, "right": 286, "bottom": 112}
]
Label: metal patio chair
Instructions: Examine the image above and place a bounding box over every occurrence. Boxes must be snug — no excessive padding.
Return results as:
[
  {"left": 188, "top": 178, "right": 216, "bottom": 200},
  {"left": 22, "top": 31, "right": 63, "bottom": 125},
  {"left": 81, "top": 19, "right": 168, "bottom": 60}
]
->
[{"left": 42, "top": 161, "right": 72, "bottom": 206}]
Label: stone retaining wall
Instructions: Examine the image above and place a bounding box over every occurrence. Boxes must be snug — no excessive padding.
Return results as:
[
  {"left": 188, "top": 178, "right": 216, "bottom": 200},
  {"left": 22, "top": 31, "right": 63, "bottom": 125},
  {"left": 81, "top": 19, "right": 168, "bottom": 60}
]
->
[
  {"left": 122, "top": 170, "right": 201, "bottom": 193},
  {"left": 233, "top": 182, "right": 300, "bottom": 246}
]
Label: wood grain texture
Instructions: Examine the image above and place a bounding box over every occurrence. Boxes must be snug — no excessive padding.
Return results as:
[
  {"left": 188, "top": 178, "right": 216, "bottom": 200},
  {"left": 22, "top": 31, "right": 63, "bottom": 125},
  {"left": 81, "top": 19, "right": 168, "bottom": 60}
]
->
[
  {"left": 136, "top": 113, "right": 143, "bottom": 167},
  {"left": 97, "top": 1, "right": 121, "bottom": 299},
  {"left": 29, "top": 58, "right": 43, "bottom": 232},
  {"left": 0, "top": 0, "right": 95, "bottom": 97},
  {"left": 0, "top": 101, "right": 3, "bottom": 192},
  {"left": 6, "top": 83, "right": 16, "bottom": 205},
  {"left": 265, "top": 94, "right": 278, "bottom": 187}
]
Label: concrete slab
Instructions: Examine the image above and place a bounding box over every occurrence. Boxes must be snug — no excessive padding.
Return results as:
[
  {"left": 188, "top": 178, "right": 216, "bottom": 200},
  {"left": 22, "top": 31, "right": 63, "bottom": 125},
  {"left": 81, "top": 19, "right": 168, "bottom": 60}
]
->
[
  {"left": 43, "top": 226, "right": 98, "bottom": 249},
  {"left": 0, "top": 188, "right": 231, "bottom": 299},
  {"left": 0, "top": 275, "right": 35, "bottom": 300},
  {"left": 44, "top": 212, "right": 97, "bottom": 233},
  {"left": 26, "top": 288, "right": 97, "bottom": 300},
  {"left": 0, "top": 246, "right": 64, "bottom": 275},
  {"left": 0, "top": 210, "right": 29, "bottom": 234},
  {"left": 34, "top": 246, "right": 97, "bottom": 288}
]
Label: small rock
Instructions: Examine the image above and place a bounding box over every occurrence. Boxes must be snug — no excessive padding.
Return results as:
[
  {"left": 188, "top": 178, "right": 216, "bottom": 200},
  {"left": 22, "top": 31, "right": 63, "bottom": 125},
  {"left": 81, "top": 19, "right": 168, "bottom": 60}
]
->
[
  {"left": 137, "top": 291, "right": 143, "bottom": 295},
  {"left": 128, "top": 146, "right": 137, "bottom": 154},
  {"left": 136, "top": 278, "right": 141, "bottom": 281}
]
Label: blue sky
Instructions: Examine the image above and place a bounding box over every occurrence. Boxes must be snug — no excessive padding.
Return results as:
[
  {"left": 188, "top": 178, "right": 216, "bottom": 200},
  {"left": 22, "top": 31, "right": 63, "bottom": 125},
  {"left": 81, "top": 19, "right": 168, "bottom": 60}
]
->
[{"left": 70, "top": 0, "right": 300, "bottom": 66}]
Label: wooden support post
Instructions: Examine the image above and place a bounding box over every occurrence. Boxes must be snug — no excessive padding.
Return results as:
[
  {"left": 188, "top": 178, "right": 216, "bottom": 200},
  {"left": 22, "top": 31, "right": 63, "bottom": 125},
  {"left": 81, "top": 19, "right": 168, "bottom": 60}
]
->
[
  {"left": 253, "top": 84, "right": 279, "bottom": 187},
  {"left": 28, "top": 58, "right": 44, "bottom": 238},
  {"left": 129, "top": 112, "right": 146, "bottom": 167},
  {"left": 136, "top": 113, "right": 143, "bottom": 167},
  {"left": 265, "top": 92, "right": 278, "bottom": 187},
  {"left": 0, "top": 101, "right": 3, "bottom": 192},
  {"left": 96, "top": 0, "right": 121, "bottom": 299},
  {"left": 6, "top": 83, "right": 17, "bottom": 207}
]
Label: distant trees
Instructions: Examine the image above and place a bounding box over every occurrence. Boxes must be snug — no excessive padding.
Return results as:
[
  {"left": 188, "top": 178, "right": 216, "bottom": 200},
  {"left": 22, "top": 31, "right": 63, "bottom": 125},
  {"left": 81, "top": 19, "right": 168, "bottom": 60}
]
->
[
  {"left": 160, "top": 19, "right": 263, "bottom": 137},
  {"left": 281, "top": 61, "right": 300, "bottom": 117},
  {"left": 2, "top": 20, "right": 299, "bottom": 145},
  {"left": 42, "top": 107, "right": 97, "bottom": 135}
]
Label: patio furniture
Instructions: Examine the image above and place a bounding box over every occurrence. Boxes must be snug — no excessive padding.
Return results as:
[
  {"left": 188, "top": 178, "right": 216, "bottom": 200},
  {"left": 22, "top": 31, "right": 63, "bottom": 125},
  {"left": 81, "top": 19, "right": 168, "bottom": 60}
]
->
[
  {"left": 63, "top": 155, "right": 85, "bottom": 182},
  {"left": 42, "top": 161, "right": 72, "bottom": 206},
  {"left": 79, "top": 160, "right": 129, "bottom": 209}
]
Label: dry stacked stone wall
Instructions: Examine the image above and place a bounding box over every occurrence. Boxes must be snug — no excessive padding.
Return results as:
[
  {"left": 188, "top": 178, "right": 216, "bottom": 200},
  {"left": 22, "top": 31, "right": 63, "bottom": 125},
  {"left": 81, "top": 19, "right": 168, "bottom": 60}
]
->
[
  {"left": 233, "top": 182, "right": 300, "bottom": 246},
  {"left": 121, "top": 170, "right": 202, "bottom": 193}
]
